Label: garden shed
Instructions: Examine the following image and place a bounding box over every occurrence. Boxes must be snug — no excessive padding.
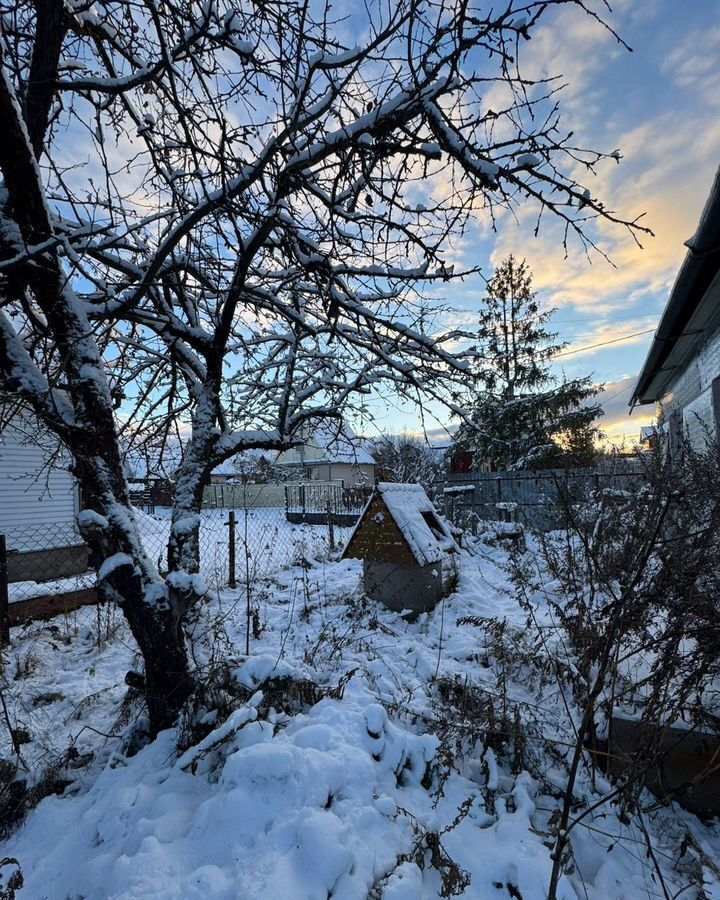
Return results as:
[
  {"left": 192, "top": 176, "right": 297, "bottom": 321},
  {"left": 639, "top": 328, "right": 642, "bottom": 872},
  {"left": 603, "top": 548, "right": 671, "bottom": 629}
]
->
[{"left": 343, "top": 482, "right": 458, "bottom": 613}]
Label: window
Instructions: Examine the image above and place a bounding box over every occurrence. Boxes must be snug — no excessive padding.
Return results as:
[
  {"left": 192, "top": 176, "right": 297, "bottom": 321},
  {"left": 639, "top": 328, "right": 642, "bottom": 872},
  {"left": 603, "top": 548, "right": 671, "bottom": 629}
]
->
[{"left": 420, "top": 509, "right": 448, "bottom": 540}]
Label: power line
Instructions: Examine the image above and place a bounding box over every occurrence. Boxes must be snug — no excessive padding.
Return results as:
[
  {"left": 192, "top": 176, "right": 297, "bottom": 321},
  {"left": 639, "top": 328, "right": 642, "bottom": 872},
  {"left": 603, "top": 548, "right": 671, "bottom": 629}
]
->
[
  {"left": 597, "top": 383, "right": 633, "bottom": 405},
  {"left": 438, "top": 313, "right": 658, "bottom": 331},
  {"left": 553, "top": 329, "right": 655, "bottom": 359}
]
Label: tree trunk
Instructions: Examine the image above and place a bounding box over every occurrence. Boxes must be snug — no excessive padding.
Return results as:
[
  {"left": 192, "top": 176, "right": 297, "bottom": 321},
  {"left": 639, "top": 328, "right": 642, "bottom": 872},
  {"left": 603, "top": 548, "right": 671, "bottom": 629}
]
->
[
  {"left": 112, "top": 575, "right": 194, "bottom": 732},
  {"left": 0, "top": 63, "right": 196, "bottom": 736},
  {"left": 74, "top": 458, "right": 196, "bottom": 736}
]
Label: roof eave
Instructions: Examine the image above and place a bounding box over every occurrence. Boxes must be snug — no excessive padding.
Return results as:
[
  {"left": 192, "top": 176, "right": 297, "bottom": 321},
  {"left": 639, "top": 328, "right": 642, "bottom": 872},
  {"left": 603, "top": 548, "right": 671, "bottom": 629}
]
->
[{"left": 630, "top": 166, "right": 720, "bottom": 407}]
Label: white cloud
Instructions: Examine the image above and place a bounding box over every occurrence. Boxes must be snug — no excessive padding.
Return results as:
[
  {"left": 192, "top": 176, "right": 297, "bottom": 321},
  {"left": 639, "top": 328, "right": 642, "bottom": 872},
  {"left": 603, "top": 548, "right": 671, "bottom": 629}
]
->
[
  {"left": 595, "top": 375, "right": 655, "bottom": 443},
  {"left": 662, "top": 26, "right": 720, "bottom": 96}
]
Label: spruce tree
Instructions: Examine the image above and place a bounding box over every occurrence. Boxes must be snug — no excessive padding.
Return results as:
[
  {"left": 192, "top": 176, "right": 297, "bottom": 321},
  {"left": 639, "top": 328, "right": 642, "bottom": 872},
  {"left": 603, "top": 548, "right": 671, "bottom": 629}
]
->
[{"left": 455, "top": 256, "right": 603, "bottom": 470}]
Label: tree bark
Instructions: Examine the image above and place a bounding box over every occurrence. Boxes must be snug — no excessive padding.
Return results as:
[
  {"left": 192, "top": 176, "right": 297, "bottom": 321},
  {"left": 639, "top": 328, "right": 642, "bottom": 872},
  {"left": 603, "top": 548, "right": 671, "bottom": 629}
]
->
[{"left": 0, "top": 57, "right": 195, "bottom": 737}]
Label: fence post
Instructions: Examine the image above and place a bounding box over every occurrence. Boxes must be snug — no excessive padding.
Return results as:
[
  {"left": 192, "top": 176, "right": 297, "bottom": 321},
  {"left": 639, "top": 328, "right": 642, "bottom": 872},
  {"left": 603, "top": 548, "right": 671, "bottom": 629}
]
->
[
  {"left": 300, "top": 484, "right": 306, "bottom": 523},
  {"left": 326, "top": 497, "right": 335, "bottom": 551},
  {"left": 0, "top": 535, "right": 9, "bottom": 644},
  {"left": 228, "top": 510, "right": 236, "bottom": 589}
]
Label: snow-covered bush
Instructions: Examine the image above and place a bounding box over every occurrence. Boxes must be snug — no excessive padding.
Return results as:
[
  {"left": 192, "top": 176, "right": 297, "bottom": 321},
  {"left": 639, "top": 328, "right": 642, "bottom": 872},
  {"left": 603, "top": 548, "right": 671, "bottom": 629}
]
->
[{"left": 509, "top": 439, "right": 720, "bottom": 897}]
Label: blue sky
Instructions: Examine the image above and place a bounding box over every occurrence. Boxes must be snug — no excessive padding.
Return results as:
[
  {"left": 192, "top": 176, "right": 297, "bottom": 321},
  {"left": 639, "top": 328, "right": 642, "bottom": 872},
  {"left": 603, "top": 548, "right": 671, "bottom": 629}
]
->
[{"left": 366, "top": 0, "right": 720, "bottom": 445}]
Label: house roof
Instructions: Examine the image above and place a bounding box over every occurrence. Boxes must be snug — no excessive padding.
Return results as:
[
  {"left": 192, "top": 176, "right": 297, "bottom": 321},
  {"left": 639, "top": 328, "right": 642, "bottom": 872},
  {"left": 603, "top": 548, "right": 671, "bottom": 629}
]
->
[
  {"left": 277, "top": 420, "right": 375, "bottom": 466},
  {"left": 122, "top": 441, "right": 184, "bottom": 480},
  {"left": 211, "top": 448, "right": 272, "bottom": 476},
  {"left": 631, "top": 166, "right": 720, "bottom": 406},
  {"left": 344, "top": 482, "right": 457, "bottom": 566}
]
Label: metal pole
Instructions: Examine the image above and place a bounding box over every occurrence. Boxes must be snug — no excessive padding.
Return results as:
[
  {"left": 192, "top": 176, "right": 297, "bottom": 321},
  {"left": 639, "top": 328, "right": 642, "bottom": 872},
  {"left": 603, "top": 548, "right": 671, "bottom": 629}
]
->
[
  {"left": 0, "top": 535, "right": 9, "bottom": 644},
  {"left": 326, "top": 496, "right": 335, "bottom": 551},
  {"left": 228, "top": 510, "right": 236, "bottom": 589}
]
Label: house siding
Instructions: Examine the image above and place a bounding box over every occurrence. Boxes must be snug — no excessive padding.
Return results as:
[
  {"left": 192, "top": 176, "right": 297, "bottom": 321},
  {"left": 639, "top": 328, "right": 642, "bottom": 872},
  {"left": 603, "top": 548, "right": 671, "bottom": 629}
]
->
[
  {"left": 307, "top": 463, "right": 374, "bottom": 486},
  {"left": 659, "top": 326, "right": 720, "bottom": 450},
  {"left": 0, "top": 421, "right": 79, "bottom": 549}
]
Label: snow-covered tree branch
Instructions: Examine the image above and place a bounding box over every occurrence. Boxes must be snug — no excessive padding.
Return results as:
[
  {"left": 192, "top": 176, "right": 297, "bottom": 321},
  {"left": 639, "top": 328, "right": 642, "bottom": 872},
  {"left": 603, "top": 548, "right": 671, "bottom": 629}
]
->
[{"left": 0, "top": 0, "right": 648, "bottom": 731}]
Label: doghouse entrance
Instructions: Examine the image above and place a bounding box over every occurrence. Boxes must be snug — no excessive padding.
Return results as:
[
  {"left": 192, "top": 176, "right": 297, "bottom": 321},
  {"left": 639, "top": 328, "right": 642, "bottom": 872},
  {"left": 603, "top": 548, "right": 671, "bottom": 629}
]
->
[{"left": 419, "top": 509, "right": 448, "bottom": 541}]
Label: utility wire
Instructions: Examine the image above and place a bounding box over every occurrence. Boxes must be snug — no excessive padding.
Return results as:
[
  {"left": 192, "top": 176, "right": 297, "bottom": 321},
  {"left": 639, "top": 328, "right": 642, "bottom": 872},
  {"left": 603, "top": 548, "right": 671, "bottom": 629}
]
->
[{"left": 553, "top": 329, "right": 655, "bottom": 359}]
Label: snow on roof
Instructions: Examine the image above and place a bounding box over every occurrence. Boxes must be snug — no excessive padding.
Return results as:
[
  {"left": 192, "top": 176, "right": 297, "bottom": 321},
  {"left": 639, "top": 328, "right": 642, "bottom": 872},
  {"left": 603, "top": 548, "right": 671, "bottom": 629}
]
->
[
  {"left": 308, "top": 421, "right": 375, "bottom": 465},
  {"left": 277, "top": 419, "right": 375, "bottom": 466},
  {"left": 122, "top": 441, "right": 184, "bottom": 480},
  {"left": 377, "top": 482, "right": 457, "bottom": 566},
  {"left": 211, "top": 448, "right": 272, "bottom": 476}
]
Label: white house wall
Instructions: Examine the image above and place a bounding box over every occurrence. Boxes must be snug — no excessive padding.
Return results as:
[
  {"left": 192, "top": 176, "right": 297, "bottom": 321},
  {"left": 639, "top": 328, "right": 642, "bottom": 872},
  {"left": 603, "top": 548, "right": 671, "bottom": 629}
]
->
[
  {"left": 0, "top": 421, "right": 79, "bottom": 549},
  {"left": 307, "top": 463, "right": 374, "bottom": 486},
  {"left": 660, "top": 326, "right": 720, "bottom": 450}
]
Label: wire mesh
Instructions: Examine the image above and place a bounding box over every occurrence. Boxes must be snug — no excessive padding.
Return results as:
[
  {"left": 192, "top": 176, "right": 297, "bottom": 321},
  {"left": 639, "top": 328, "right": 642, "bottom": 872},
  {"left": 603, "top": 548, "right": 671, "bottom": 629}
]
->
[
  {"left": 2, "top": 521, "right": 93, "bottom": 606},
  {"left": 1, "top": 484, "right": 367, "bottom": 616}
]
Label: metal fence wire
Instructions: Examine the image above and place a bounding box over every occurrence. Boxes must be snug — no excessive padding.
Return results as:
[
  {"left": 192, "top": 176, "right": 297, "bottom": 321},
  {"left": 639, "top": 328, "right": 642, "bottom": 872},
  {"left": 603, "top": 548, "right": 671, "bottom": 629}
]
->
[
  {"left": 0, "top": 468, "right": 651, "bottom": 630},
  {"left": 0, "top": 481, "right": 366, "bottom": 629}
]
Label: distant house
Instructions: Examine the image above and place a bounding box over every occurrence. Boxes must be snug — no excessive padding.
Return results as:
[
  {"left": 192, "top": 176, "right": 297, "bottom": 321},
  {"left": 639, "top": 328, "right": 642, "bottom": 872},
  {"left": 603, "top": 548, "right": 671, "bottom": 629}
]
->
[
  {"left": 275, "top": 420, "right": 375, "bottom": 486},
  {"left": 631, "top": 167, "right": 720, "bottom": 451},
  {"left": 122, "top": 444, "right": 180, "bottom": 508},
  {"left": 449, "top": 449, "right": 474, "bottom": 474},
  {"left": 448, "top": 444, "right": 493, "bottom": 475},
  {"left": 343, "top": 482, "right": 458, "bottom": 613},
  {"left": 209, "top": 450, "right": 276, "bottom": 484},
  {"left": 639, "top": 426, "right": 659, "bottom": 450},
  {"left": 0, "top": 412, "right": 81, "bottom": 547}
]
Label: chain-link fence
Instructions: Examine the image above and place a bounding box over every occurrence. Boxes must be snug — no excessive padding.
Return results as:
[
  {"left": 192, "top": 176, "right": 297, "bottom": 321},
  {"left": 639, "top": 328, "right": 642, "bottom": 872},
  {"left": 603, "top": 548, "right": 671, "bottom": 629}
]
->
[
  {"left": 437, "top": 462, "right": 647, "bottom": 532},
  {"left": 0, "top": 522, "right": 96, "bottom": 635},
  {"left": 136, "top": 504, "right": 358, "bottom": 589},
  {"left": 1, "top": 486, "right": 367, "bottom": 630}
]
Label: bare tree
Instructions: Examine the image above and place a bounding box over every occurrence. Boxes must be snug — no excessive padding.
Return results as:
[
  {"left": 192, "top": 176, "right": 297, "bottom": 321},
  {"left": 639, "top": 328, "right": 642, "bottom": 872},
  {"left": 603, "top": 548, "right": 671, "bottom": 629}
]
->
[
  {"left": 0, "top": 0, "right": 649, "bottom": 733},
  {"left": 369, "top": 433, "right": 442, "bottom": 491}
]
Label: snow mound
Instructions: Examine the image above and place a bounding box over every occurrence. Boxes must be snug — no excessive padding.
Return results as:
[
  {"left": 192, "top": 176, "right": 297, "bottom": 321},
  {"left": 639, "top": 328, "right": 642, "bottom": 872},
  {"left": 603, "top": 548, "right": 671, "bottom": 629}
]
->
[{"left": 3, "top": 695, "right": 438, "bottom": 899}]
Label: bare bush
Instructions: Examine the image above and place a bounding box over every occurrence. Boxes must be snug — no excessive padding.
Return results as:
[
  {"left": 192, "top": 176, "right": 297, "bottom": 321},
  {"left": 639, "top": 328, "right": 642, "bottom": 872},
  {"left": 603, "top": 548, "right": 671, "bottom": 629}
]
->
[{"left": 508, "top": 441, "right": 720, "bottom": 897}]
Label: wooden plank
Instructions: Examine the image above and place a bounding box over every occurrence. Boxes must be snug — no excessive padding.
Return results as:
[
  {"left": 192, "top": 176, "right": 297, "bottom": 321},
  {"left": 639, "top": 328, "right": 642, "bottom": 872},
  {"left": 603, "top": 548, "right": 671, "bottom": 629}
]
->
[
  {"left": 8, "top": 587, "right": 99, "bottom": 626},
  {"left": 343, "top": 496, "right": 416, "bottom": 565},
  {"left": 7, "top": 544, "right": 90, "bottom": 583},
  {"left": 610, "top": 714, "right": 720, "bottom": 816}
]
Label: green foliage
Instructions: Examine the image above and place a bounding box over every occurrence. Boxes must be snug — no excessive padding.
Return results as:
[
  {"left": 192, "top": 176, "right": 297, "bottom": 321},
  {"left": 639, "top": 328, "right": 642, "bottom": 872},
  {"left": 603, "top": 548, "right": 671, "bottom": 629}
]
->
[{"left": 455, "top": 256, "right": 603, "bottom": 470}]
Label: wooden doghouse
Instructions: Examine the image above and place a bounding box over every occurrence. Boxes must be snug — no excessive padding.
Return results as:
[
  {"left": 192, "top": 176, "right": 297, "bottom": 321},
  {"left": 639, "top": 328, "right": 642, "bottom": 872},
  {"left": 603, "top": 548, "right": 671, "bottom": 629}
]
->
[{"left": 343, "top": 482, "right": 458, "bottom": 613}]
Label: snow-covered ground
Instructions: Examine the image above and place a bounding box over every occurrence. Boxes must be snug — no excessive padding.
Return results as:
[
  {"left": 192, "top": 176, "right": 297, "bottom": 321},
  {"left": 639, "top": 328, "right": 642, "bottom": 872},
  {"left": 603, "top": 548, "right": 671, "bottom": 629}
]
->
[{"left": 1, "top": 542, "right": 719, "bottom": 899}]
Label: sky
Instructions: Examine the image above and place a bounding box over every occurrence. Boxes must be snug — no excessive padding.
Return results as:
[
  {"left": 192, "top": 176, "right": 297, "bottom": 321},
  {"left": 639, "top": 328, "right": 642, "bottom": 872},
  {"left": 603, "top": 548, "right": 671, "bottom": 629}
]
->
[{"left": 367, "top": 0, "right": 720, "bottom": 446}]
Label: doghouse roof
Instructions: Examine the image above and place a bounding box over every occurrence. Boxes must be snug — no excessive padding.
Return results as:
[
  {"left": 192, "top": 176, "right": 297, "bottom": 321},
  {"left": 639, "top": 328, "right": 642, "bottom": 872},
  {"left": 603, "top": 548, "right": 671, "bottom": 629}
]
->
[{"left": 344, "top": 482, "right": 457, "bottom": 566}]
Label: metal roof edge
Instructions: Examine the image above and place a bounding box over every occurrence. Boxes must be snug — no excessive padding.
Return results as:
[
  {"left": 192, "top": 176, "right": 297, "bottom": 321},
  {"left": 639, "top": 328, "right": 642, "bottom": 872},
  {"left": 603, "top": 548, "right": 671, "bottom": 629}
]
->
[{"left": 630, "top": 165, "right": 720, "bottom": 406}]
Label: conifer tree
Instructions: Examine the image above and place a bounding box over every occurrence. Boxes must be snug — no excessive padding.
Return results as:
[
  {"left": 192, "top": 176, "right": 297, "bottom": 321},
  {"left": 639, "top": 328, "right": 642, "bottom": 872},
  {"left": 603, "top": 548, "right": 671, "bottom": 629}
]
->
[{"left": 455, "top": 256, "right": 603, "bottom": 470}]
